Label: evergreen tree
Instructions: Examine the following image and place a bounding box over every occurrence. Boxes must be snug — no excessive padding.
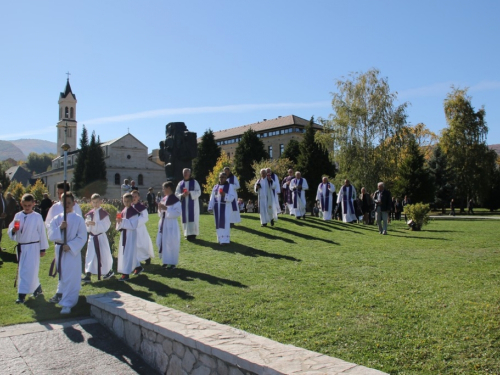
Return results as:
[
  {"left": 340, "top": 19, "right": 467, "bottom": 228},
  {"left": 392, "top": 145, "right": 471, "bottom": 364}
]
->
[
  {"left": 25, "top": 152, "right": 57, "bottom": 174},
  {"left": 484, "top": 167, "right": 500, "bottom": 211},
  {"left": 280, "top": 139, "right": 300, "bottom": 164},
  {"left": 192, "top": 129, "right": 221, "bottom": 193},
  {"left": 427, "top": 144, "right": 453, "bottom": 212},
  {"left": 0, "top": 163, "right": 9, "bottom": 191},
  {"left": 296, "top": 117, "right": 337, "bottom": 204},
  {"left": 72, "top": 125, "right": 89, "bottom": 193},
  {"left": 394, "top": 137, "right": 434, "bottom": 203},
  {"left": 233, "top": 129, "right": 268, "bottom": 198},
  {"left": 81, "top": 131, "right": 107, "bottom": 197}
]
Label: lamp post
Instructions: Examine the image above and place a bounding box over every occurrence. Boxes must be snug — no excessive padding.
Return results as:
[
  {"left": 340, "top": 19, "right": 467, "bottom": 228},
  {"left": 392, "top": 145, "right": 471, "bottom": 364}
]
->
[{"left": 61, "top": 123, "right": 71, "bottom": 244}]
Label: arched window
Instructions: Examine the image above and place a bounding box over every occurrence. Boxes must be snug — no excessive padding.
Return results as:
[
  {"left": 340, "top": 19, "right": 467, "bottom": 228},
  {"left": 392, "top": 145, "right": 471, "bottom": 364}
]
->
[
  {"left": 65, "top": 107, "right": 69, "bottom": 118},
  {"left": 114, "top": 173, "right": 120, "bottom": 185},
  {"left": 138, "top": 174, "right": 144, "bottom": 186},
  {"left": 70, "top": 107, "right": 74, "bottom": 118},
  {"left": 59, "top": 107, "right": 62, "bottom": 120}
]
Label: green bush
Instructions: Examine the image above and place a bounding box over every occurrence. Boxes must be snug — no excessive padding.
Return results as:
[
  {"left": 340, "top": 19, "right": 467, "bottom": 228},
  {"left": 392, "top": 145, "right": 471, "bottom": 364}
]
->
[{"left": 405, "top": 203, "right": 431, "bottom": 231}]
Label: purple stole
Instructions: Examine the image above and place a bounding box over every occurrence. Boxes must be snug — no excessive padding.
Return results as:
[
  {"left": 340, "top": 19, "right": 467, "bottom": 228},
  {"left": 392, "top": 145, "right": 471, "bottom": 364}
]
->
[
  {"left": 227, "top": 175, "right": 239, "bottom": 212},
  {"left": 283, "top": 177, "right": 293, "bottom": 204},
  {"left": 133, "top": 202, "right": 147, "bottom": 213},
  {"left": 342, "top": 185, "right": 355, "bottom": 214},
  {"left": 292, "top": 178, "right": 303, "bottom": 209},
  {"left": 320, "top": 183, "right": 331, "bottom": 212},
  {"left": 159, "top": 194, "right": 180, "bottom": 253},
  {"left": 120, "top": 206, "right": 139, "bottom": 249},
  {"left": 87, "top": 208, "right": 109, "bottom": 280},
  {"left": 213, "top": 183, "right": 230, "bottom": 229},
  {"left": 180, "top": 179, "right": 195, "bottom": 224}
]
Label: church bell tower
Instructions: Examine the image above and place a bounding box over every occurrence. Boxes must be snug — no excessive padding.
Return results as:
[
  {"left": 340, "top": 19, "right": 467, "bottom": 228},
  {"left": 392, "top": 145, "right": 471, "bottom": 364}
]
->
[{"left": 57, "top": 76, "right": 77, "bottom": 153}]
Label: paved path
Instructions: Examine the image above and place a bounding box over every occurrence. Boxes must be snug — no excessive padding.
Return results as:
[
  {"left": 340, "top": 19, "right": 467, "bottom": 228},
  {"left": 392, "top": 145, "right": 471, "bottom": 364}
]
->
[
  {"left": 430, "top": 215, "right": 500, "bottom": 220},
  {"left": 0, "top": 317, "right": 158, "bottom": 375}
]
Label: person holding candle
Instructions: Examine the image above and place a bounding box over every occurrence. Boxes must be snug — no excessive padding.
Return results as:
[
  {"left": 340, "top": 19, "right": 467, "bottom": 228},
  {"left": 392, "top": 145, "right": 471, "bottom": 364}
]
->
[
  {"left": 8, "top": 194, "right": 49, "bottom": 304},
  {"left": 175, "top": 168, "right": 201, "bottom": 240},
  {"left": 116, "top": 193, "right": 140, "bottom": 281},
  {"left": 47, "top": 192, "right": 87, "bottom": 314},
  {"left": 157, "top": 181, "right": 182, "bottom": 269},
  {"left": 208, "top": 173, "right": 236, "bottom": 245}
]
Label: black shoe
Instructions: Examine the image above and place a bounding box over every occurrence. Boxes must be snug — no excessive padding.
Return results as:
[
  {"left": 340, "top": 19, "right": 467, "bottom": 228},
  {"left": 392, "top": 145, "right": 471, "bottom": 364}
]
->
[
  {"left": 145, "top": 258, "right": 151, "bottom": 265},
  {"left": 16, "top": 294, "right": 26, "bottom": 304},
  {"left": 133, "top": 266, "right": 144, "bottom": 276},
  {"left": 261, "top": 223, "right": 267, "bottom": 227},
  {"left": 103, "top": 270, "right": 115, "bottom": 280},
  {"left": 82, "top": 273, "right": 91, "bottom": 283},
  {"left": 302, "top": 215, "right": 306, "bottom": 220},
  {"left": 33, "top": 284, "right": 43, "bottom": 298},
  {"left": 166, "top": 265, "right": 176, "bottom": 270},
  {"left": 118, "top": 274, "right": 130, "bottom": 282},
  {"left": 162, "top": 264, "right": 168, "bottom": 268},
  {"left": 271, "top": 219, "right": 274, "bottom": 226},
  {"left": 49, "top": 293, "right": 62, "bottom": 303},
  {"left": 230, "top": 223, "right": 235, "bottom": 228}
]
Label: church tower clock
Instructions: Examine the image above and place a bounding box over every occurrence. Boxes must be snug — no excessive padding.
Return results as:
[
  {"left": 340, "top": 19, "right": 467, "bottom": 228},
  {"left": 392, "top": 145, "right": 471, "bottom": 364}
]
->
[{"left": 56, "top": 75, "right": 77, "bottom": 153}]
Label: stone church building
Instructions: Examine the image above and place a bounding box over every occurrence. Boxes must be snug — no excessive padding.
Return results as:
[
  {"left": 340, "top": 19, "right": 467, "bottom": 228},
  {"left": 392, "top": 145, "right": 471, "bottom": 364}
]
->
[{"left": 35, "top": 80, "right": 166, "bottom": 199}]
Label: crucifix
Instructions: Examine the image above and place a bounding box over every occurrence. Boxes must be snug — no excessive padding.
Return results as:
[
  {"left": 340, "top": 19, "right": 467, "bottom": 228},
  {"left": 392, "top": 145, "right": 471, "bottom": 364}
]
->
[{"left": 66, "top": 71, "right": 71, "bottom": 80}]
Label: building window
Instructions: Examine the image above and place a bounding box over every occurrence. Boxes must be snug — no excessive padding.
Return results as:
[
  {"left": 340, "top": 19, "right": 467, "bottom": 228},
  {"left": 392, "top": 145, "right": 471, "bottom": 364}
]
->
[
  {"left": 115, "top": 173, "right": 120, "bottom": 185},
  {"left": 138, "top": 174, "right": 144, "bottom": 186},
  {"left": 65, "top": 107, "right": 69, "bottom": 118},
  {"left": 59, "top": 107, "right": 62, "bottom": 120},
  {"left": 70, "top": 107, "right": 74, "bottom": 118},
  {"left": 280, "top": 144, "right": 284, "bottom": 156},
  {"left": 268, "top": 146, "right": 273, "bottom": 159}
]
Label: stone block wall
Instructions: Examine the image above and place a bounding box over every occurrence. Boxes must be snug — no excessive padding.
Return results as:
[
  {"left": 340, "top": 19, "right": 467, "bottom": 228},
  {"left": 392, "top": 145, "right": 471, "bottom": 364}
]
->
[{"left": 87, "top": 292, "right": 387, "bottom": 375}]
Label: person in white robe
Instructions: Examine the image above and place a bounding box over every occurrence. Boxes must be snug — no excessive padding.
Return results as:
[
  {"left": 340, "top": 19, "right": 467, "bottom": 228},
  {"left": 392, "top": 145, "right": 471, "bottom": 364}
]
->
[
  {"left": 82, "top": 194, "right": 113, "bottom": 282},
  {"left": 208, "top": 172, "right": 236, "bottom": 245},
  {"left": 132, "top": 190, "right": 154, "bottom": 271},
  {"left": 116, "top": 193, "right": 140, "bottom": 281},
  {"left": 290, "top": 171, "right": 309, "bottom": 219},
  {"left": 282, "top": 169, "right": 295, "bottom": 215},
  {"left": 255, "top": 169, "right": 278, "bottom": 226},
  {"left": 47, "top": 192, "right": 87, "bottom": 314},
  {"left": 337, "top": 179, "right": 358, "bottom": 223},
  {"left": 157, "top": 181, "right": 182, "bottom": 269},
  {"left": 175, "top": 168, "right": 201, "bottom": 240},
  {"left": 316, "top": 177, "right": 335, "bottom": 221},
  {"left": 9, "top": 194, "right": 49, "bottom": 304},
  {"left": 266, "top": 168, "right": 282, "bottom": 214},
  {"left": 224, "top": 167, "right": 241, "bottom": 226}
]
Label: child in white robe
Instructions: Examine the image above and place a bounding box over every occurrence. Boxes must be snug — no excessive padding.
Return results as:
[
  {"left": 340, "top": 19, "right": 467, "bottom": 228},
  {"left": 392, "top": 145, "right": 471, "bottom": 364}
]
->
[
  {"left": 116, "top": 193, "right": 139, "bottom": 281},
  {"left": 157, "top": 181, "right": 182, "bottom": 269},
  {"left": 9, "top": 194, "right": 49, "bottom": 304},
  {"left": 132, "top": 190, "right": 154, "bottom": 272},
  {"left": 48, "top": 192, "right": 87, "bottom": 314},
  {"left": 82, "top": 194, "right": 114, "bottom": 283}
]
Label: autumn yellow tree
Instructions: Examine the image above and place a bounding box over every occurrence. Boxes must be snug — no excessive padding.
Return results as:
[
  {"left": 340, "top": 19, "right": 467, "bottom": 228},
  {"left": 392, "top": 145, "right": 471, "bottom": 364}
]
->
[
  {"left": 203, "top": 153, "right": 236, "bottom": 195},
  {"left": 29, "top": 179, "right": 48, "bottom": 202}
]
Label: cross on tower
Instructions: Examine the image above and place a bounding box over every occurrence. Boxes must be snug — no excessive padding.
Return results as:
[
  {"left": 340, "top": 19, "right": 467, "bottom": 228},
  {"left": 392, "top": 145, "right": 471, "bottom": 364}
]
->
[{"left": 66, "top": 71, "right": 71, "bottom": 80}]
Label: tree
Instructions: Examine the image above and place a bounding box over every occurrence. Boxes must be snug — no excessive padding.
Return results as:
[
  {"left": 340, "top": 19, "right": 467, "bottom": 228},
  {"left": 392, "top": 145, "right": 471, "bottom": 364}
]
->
[
  {"left": 80, "top": 131, "right": 107, "bottom": 198},
  {"left": 6, "top": 180, "right": 25, "bottom": 201},
  {"left": 280, "top": 139, "right": 300, "bottom": 164},
  {"left": 0, "top": 163, "right": 9, "bottom": 191},
  {"left": 296, "top": 117, "right": 336, "bottom": 204},
  {"left": 192, "top": 129, "right": 221, "bottom": 194},
  {"left": 484, "top": 167, "right": 500, "bottom": 211},
  {"left": 233, "top": 129, "right": 268, "bottom": 198},
  {"left": 441, "top": 87, "right": 494, "bottom": 204},
  {"left": 28, "top": 179, "right": 48, "bottom": 202},
  {"left": 319, "top": 68, "right": 408, "bottom": 191},
  {"left": 393, "top": 137, "right": 434, "bottom": 203},
  {"left": 203, "top": 153, "right": 233, "bottom": 195},
  {"left": 245, "top": 157, "right": 294, "bottom": 194},
  {"left": 427, "top": 144, "right": 454, "bottom": 212},
  {"left": 25, "top": 152, "right": 57, "bottom": 174},
  {"left": 72, "top": 125, "right": 89, "bottom": 193}
]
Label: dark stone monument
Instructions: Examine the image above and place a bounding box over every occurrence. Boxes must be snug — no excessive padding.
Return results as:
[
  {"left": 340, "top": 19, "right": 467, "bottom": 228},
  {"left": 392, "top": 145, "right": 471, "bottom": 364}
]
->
[{"left": 159, "top": 122, "right": 198, "bottom": 185}]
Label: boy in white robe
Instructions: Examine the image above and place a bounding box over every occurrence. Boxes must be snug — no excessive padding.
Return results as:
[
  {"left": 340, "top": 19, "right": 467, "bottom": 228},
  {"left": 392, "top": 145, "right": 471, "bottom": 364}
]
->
[
  {"left": 116, "top": 193, "right": 140, "bottom": 281},
  {"left": 255, "top": 169, "right": 278, "bottom": 227},
  {"left": 9, "top": 194, "right": 49, "bottom": 304},
  {"left": 208, "top": 173, "right": 236, "bottom": 245},
  {"left": 157, "top": 181, "right": 182, "bottom": 269},
  {"left": 82, "top": 194, "right": 114, "bottom": 283},
  {"left": 224, "top": 167, "right": 241, "bottom": 226},
  {"left": 316, "top": 177, "right": 335, "bottom": 221},
  {"left": 45, "top": 181, "right": 82, "bottom": 227},
  {"left": 337, "top": 179, "right": 358, "bottom": 223},
  {"left": 48, "top": 192, "right": 87, "bottom": 314},
  {"left": 132, "top": 190, "right": 154, "bottom": 272},
  {"left": 290, "top": 171, "right": 309, "bottom": 219},
  {"left": 175, "top": 168, "right": 201, "bottom": 240}
]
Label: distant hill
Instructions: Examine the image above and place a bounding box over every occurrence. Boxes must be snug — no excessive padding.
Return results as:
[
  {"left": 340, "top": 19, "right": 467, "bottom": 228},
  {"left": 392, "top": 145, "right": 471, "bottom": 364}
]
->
[
  {"left": 489, "top": 144, "right": 500, "bottom": 156},
  {"left": 0, "top": 140, "right": 26, "bottom": 161},
  {"left": 10, "top": 139, "right": 57, "bottom": 156}
]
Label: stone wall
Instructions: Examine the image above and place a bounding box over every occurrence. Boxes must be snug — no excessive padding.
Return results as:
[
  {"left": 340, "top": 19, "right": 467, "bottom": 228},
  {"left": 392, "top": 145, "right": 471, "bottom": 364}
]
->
[{"left": 87, "top": 292, "right": 387, "bottom": 375}]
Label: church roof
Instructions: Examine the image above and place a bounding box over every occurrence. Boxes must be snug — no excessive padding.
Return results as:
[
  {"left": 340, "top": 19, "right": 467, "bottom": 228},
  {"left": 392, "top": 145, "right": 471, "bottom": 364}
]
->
[{"left": 60, "top": 79, "right": 76, "bottom": 99}]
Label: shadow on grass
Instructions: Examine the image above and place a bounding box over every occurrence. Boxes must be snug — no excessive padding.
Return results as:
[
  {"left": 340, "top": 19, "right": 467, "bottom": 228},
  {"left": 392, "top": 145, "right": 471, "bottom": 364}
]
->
[
  {"left": 272, "top": 226, "right": 340, "bottom": 245},
  {"left": 0, "top": 248, "right": 18, "bottom": 265},
  {"left": 240, "top": 214, "right": 261, "bottom": 220},
  {"left": 234, "top": 225, "right": 295, "bottom": 243},
  {"left": 193, "top": 239, "right": 301, "bottom": 262},
  {"left": 144, "top": 264, "right": 248, "bottom": 288},
  {"left": 277, "top": 216, "right": 331, "bottom": 232},
  {"left": 387, "top": 233, "right": 450, "bottom": 240}
]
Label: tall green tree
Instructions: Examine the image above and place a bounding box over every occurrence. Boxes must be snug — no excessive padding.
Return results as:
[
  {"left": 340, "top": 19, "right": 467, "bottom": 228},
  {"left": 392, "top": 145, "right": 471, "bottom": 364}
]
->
[
  {"left": 393, "top": 137, "right": 434, "bottom": 203},
  {"left": 427, "top": 144, "right": 454, "bottom": 212},
  {"left": 280, "top": 139, "right": 300, "bottom": 165},
  {"left": 233, "top": 129, "right": 268, "bottom": 198},
  {"left": 296, "top": 117, "right": 336, "bottom": 204},
  {"left": 318, "top": 68, "right": 408, "bottom": 190},
  {"left": 192, "top": 129, "right": 221, "bottom": 193},
  {"left": 72, "top": 125, "right": 89, "bottom": 193},
  {"left": 25, "top": 152, "right": 57, "bottom": 174},
  {"left": 80, "top": 131, "right": 107, "bottom": 197},
  {"left": 441, "top": 87, "right": 494, "bottom": 204}
]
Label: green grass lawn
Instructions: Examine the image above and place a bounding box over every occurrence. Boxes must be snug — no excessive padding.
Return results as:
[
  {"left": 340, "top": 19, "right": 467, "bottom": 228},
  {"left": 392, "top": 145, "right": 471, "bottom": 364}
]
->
[{"left": 1, "top": 213, "right": 499, "bottom": 374}]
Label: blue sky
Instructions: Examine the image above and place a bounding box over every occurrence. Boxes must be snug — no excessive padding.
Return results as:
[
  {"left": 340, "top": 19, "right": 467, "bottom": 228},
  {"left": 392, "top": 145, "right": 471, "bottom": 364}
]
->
[{"left": 1, "top": 1, "right": 499, "bottom": 152}]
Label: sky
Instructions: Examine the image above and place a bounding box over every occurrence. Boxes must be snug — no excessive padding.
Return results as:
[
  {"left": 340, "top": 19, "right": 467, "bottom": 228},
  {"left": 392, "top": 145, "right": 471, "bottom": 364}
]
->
[{"left": 1, "top": 1, "right": 499, "bottom": 153}]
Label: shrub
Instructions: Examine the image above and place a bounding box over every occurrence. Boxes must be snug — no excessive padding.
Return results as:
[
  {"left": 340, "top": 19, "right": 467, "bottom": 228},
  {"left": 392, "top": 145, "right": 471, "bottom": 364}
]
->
[{"left": 405, "top": 203, "right": 431, "bottom": 231}]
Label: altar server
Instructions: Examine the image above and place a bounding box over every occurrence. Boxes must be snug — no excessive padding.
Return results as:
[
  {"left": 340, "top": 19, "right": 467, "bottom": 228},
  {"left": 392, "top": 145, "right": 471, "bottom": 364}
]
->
[
  {"left": 224, "top": 167, "right": 241, "bottom": 226},
  {"left": 157, "top": 181, "right": 182, "bottom": 269},
  {"left": 116, "top": 193, "right": 140, "bottom": 281},
  {"left": 132, "top": 190, "right": 154, "bottom": 271}
]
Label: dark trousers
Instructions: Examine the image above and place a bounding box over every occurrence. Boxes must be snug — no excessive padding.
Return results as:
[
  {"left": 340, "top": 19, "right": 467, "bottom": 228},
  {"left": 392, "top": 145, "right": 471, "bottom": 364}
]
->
[{"left": 0, "top": 218, "right": 4, "bottom": 246}]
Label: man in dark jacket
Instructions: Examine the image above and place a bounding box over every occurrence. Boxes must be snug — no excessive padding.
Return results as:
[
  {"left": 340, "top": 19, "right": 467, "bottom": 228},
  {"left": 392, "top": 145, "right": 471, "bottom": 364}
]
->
[{"left": 373, "top": 182, "right": 392, "bottom": 235}]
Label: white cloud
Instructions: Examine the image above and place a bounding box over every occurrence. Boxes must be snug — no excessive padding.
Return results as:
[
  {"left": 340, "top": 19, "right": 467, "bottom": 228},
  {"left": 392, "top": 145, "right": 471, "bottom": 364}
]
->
[
  {"left": 0, "top": 126, "right": 54, "bottom": 140},
  {"left": 82, "top": 101, "right": 331, "bottom": 125},
  {"left": 399, "top": 80, "right": 500, "bottom": 100}
]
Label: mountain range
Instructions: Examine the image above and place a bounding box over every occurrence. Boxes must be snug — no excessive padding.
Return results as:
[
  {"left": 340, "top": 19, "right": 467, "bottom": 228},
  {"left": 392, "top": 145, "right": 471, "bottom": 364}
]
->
[{"left": 0, "top": 139, "right": 57, "bottom": 161}]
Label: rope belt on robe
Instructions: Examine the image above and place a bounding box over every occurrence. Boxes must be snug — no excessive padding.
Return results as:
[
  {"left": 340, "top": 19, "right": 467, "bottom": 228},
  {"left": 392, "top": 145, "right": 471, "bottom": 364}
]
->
[
  {"left": 49, "top": 242, "right": 65, "bottom": 280},
  {"left": 159, "top": 212, "right": 166, "bottom": 254},
  {"left": 14, "top": 241, "right": 39, "bottom": 287},
  {"left": 90, "top": 233, "right": 103, "bottom": 280}
]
